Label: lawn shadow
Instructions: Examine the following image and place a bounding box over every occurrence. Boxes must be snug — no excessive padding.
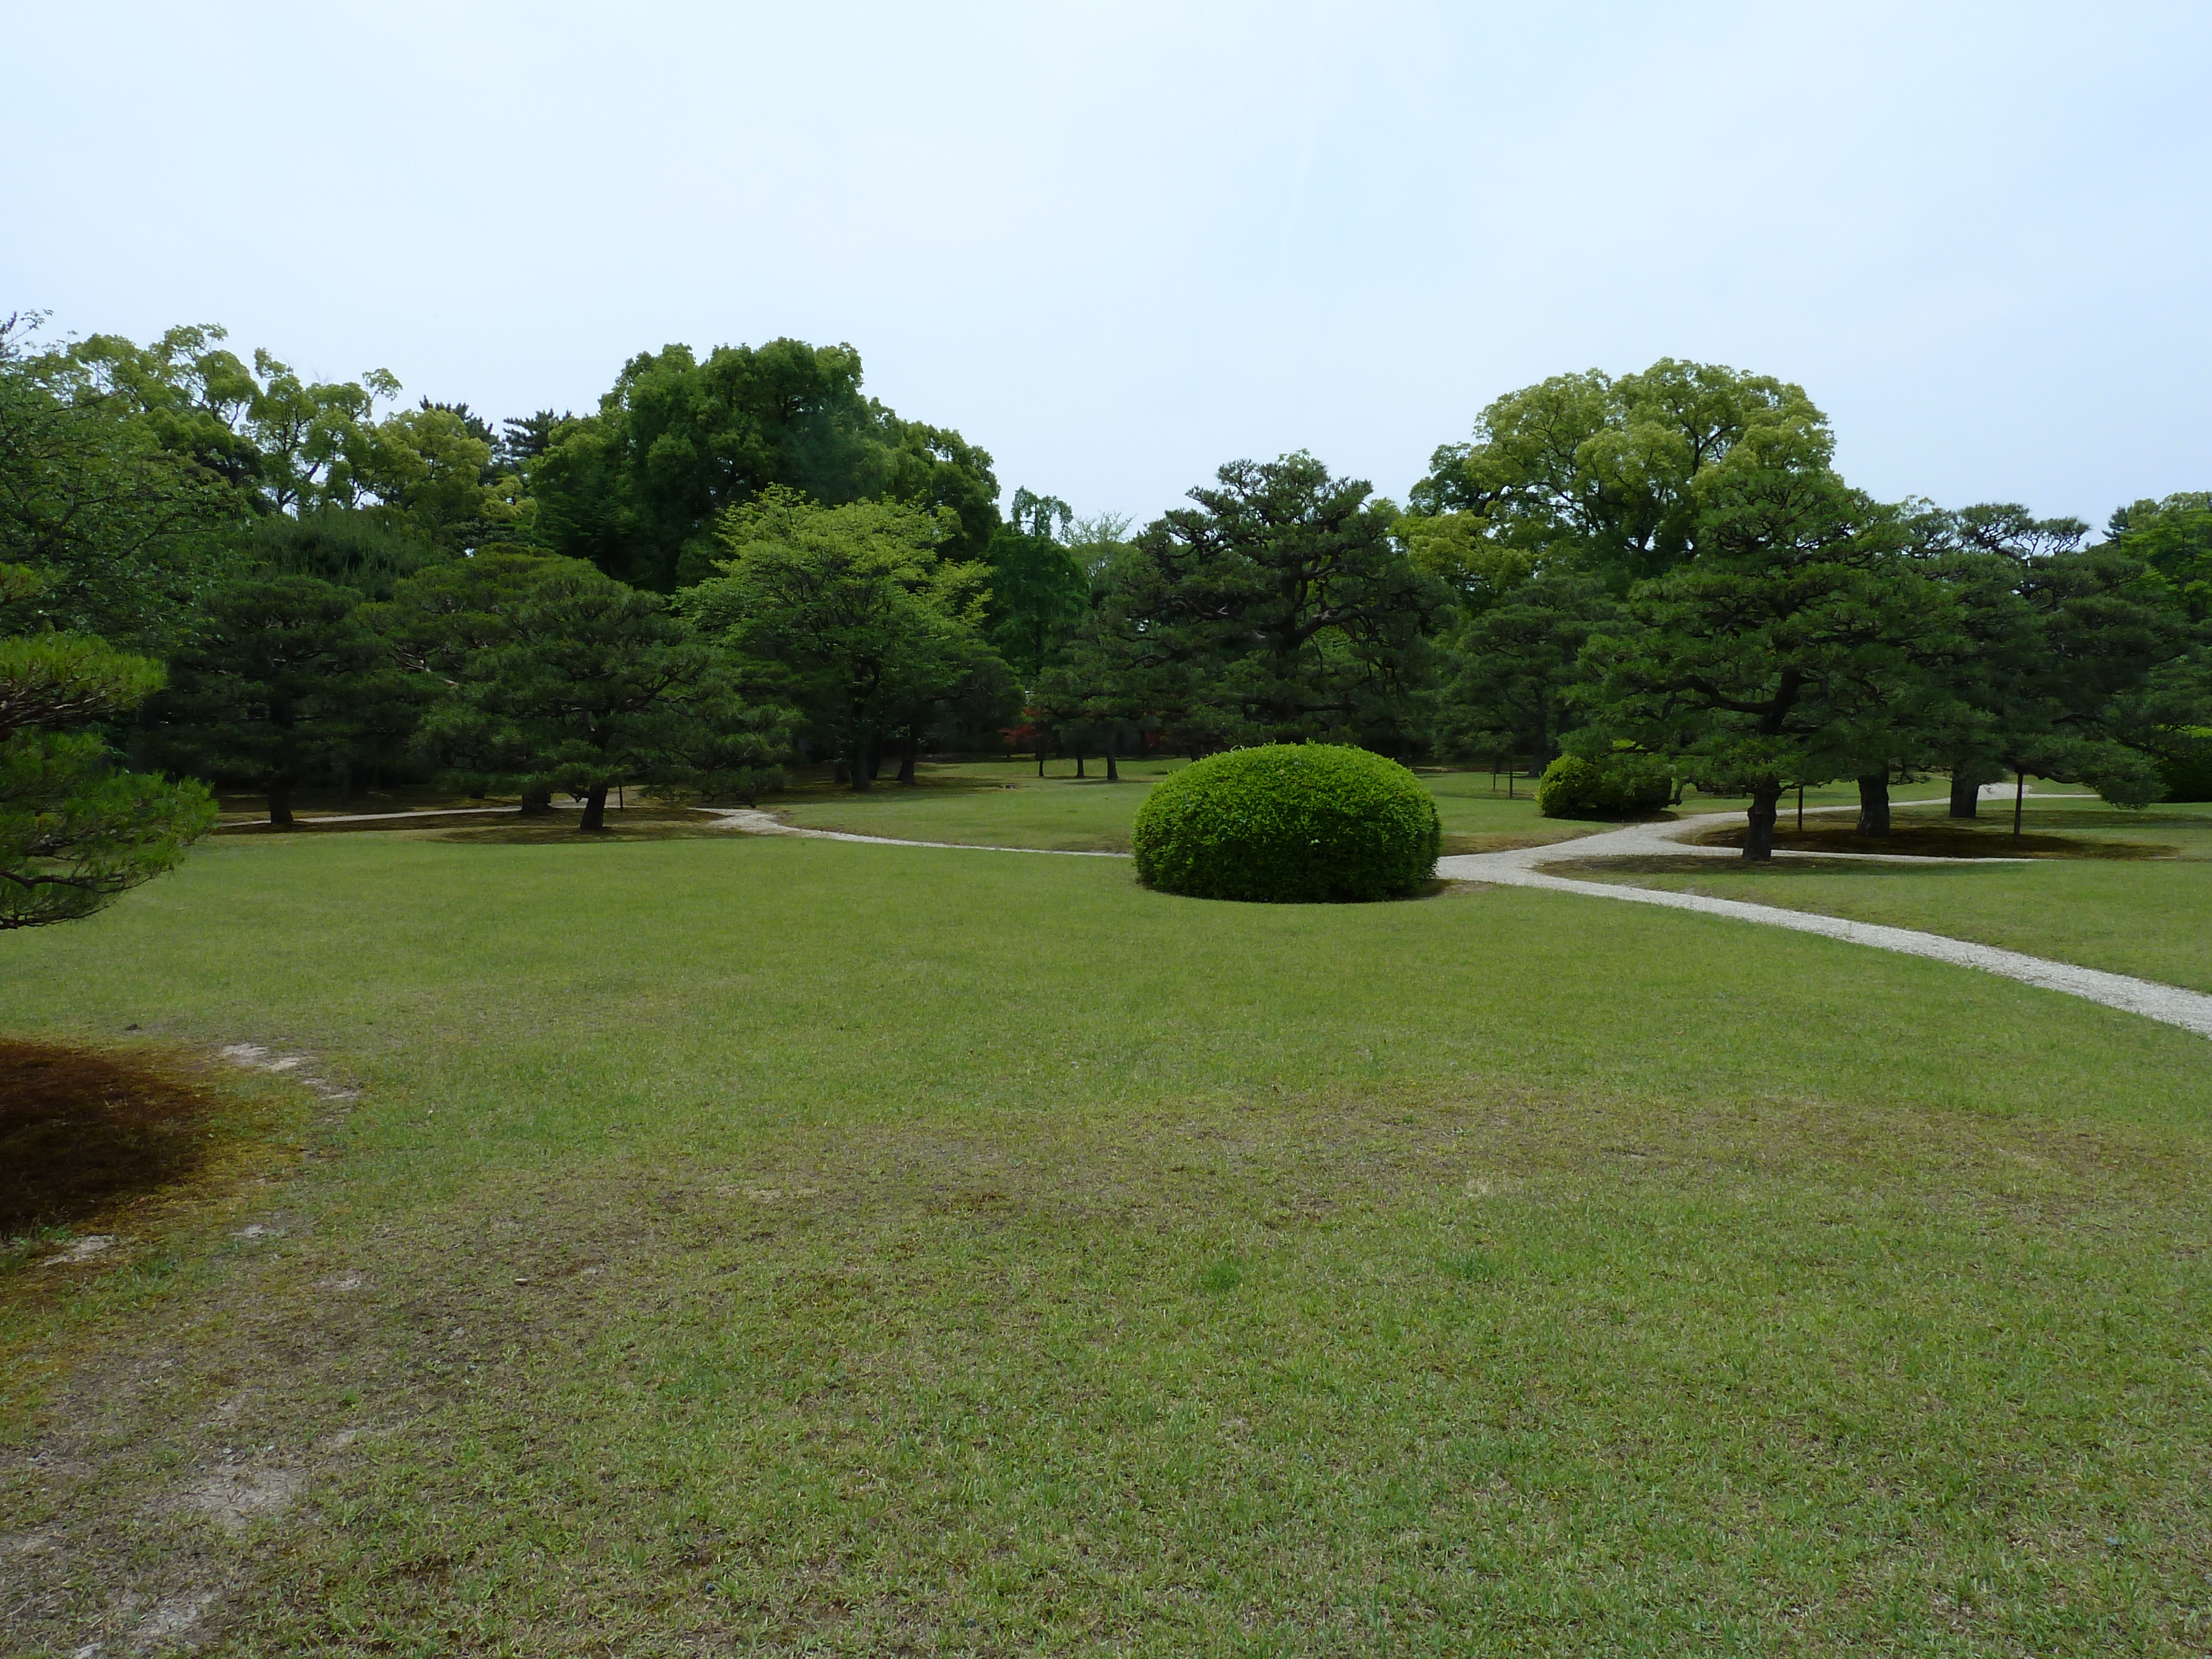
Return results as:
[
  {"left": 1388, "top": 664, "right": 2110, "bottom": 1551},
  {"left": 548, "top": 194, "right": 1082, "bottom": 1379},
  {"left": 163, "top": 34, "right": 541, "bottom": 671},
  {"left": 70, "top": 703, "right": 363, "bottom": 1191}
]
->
[{"left": 0, "top": 1043, "right": 230, "bottom": 1237}]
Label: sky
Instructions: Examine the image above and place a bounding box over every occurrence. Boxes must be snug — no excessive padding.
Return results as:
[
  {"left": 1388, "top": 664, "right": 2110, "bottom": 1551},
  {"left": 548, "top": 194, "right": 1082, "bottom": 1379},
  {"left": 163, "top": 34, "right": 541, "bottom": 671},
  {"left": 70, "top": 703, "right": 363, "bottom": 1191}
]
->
[{"left": 6, "top": 1, "right": 2208, "bottom": 533}]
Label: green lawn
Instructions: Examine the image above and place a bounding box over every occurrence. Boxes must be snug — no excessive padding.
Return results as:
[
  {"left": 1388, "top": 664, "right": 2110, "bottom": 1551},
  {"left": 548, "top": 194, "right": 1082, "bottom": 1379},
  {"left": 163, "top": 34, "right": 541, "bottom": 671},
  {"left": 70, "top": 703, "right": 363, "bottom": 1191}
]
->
[
  {"left": 775, "top": 760, "right": 1607, "bottom": 854},
  {"left": 1553, "top": 797, "right": 2212, "bottom": 993},
  {"left": 4, "top": 828, "right": 2211, "bottom": 1655}
]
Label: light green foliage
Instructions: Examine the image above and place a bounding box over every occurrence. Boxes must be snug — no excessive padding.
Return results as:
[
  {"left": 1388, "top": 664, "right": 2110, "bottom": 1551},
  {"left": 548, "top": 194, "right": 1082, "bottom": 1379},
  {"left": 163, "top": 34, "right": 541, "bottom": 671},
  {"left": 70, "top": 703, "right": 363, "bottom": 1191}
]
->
[
  {"left": 526, "top": 338, "right": 1001, "bottom": 591},
  {"left": 687, "top": 487, "right": 1009, "bottom": 788},
  {"left": 0, "top": 317, "right": 237, "bottom": 649},
  {"left": 33, "top": 325, "right": 526, "bottom": 555},
  {"left": 4, "top": 834, "right": 2212, "bottom": 1650},
  {"left": 1533, "top": 751, "right": 1671, "bottom": 818},
  {"left": 1133, "top": 743, "right": 1439, "bottom": 901}
]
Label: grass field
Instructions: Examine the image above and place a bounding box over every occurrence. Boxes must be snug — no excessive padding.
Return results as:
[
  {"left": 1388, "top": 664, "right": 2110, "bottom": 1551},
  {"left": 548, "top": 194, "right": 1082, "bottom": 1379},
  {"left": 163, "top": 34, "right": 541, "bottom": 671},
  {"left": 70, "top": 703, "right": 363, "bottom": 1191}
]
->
[
  {"left": 1553, "top": 796, "right": 2212, "bottom": 993},
  {"left": 4, "top": 818, "right": 2212, "bottom": 1655}
]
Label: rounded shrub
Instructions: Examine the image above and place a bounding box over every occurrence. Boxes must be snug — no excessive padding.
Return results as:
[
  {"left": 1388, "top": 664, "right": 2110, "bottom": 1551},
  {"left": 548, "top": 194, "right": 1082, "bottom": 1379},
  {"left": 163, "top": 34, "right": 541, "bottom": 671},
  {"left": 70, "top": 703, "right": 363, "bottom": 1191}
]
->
[
  {"left": 1535, "top": 752, "right": 1672, "bottom": 819},
  {"left": 1132, "top": 744, "right": 1440, "bottom": 903},
  {"left": 2157, "top": 739, "right": 2212, "bottom": 803}
]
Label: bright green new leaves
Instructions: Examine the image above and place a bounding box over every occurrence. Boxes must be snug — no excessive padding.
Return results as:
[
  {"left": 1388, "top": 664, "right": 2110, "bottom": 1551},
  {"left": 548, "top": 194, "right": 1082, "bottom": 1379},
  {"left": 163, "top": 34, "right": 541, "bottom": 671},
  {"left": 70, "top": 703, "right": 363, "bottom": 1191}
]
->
[
  {"left": 0, "top": 564, "right": 215, "bottom": 928},
  {"left": 687, "top": 488, "right": 1009, "bottom": 789},
  {"left": 0, "top": 318, "right": 237, "bottom": 650},
  {"left": 1411, "top": 358, "right": 1832, "bottom": 588}
]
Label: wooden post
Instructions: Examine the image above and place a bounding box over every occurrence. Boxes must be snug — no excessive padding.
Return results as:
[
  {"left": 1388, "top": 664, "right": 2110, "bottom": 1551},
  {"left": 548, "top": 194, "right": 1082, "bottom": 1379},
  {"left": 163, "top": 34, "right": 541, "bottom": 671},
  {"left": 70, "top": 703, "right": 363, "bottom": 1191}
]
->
[
  {"left": 2013, "top": 771, "right": 2025, "bottom": 839},
  {"left": 1796, "top": 783, "right": 1804, "bottom": 832}
]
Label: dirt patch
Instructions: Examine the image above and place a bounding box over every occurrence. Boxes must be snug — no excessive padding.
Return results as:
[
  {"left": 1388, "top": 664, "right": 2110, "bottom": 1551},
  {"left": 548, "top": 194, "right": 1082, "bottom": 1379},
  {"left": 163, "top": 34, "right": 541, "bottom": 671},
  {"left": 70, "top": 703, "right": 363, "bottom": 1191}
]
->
[
  {"left": 1692, "top": 821, "right": 2167, "bottom": 859},
  {"left": 0, "top": 1043, "right": 230, "bottom": 1237}
]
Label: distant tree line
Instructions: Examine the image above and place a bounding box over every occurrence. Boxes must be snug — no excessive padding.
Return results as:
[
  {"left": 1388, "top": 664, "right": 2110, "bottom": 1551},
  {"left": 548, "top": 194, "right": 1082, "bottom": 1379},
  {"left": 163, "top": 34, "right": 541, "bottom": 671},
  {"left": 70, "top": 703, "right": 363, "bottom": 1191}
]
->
[{"left": 8, "top": 311, "right": 2212, "bottom": 930}]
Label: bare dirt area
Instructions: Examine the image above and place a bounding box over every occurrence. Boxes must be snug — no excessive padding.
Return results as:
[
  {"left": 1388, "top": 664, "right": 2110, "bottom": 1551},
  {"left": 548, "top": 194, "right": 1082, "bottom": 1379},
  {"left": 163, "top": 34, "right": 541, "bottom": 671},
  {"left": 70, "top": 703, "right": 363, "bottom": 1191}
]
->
[{"left": 0, "top": 1044, "right": 234, "bottom": 1238}]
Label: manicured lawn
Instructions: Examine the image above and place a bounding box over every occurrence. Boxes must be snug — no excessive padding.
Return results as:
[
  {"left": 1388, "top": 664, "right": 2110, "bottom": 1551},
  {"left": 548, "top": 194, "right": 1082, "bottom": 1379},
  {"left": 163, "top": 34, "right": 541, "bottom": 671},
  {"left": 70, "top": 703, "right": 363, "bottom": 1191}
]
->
[
  {"left": 776, "top": 760, "right": 1606, "bottom": 854},
  {"left": 4, "top": 828, "right": 2211, "bottom": 1655},
  {"left": 1554, "top": 797, "right": 2212, "bottom": 993}
]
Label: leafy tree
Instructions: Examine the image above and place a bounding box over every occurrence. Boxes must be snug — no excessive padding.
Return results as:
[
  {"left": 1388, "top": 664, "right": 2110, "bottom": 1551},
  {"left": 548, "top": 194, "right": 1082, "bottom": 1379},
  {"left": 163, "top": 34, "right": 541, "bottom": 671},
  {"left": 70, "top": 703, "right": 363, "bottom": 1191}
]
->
[
  {"left": 0, "top": 316, "right": 237, "bottom": 650},
  {"left": 2105, "top": 492, "right": 2212, "bottom": 624},
  {"left": 145, "top": 576, "right": 401, "bottom": 825},
  {"left": 528, "top": 339, "right": 1001, "bottom": 591},
  {"left": 1577, "top": 424, "right": 1954, "bottom": 858},
  {"left": 1410, "top": 359, "right": 1832, "bottom": 587},
  {"left": 1096, "top": 453, "right": 1447, "bottom": 750},
  {"left": 34, "top": 325, "right": 530, "bottom": 555},
  {"left": 685, "top": 487, "right": 1009, "bottom": 789},
  {"left": 982, "top": 487, "right": 1087, "bottom": 679},
  {"left": 1, "top": 564, "right": 216, "bottom": 927},
  {"left": 383, "top": 556, "right": 782, "bottom": 828},
  {"left": 1431, "top": 570, "right": 1619, "bottom": 771}
]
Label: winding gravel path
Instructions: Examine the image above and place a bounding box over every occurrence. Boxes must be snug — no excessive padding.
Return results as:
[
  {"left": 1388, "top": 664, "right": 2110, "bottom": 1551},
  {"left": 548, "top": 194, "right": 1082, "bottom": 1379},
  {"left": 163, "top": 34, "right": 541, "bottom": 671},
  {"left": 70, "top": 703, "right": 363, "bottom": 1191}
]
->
[{"left": 1434, "top": 804, "right": 2212, "bottom": 1039}]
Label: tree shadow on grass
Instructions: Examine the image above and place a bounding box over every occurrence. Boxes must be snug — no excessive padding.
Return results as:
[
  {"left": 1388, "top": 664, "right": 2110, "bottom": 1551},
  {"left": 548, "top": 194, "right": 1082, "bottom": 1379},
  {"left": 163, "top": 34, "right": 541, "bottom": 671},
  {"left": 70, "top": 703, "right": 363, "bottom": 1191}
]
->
[{"left": 0, "top": 1043, "right": 227, "bottom": 1237}]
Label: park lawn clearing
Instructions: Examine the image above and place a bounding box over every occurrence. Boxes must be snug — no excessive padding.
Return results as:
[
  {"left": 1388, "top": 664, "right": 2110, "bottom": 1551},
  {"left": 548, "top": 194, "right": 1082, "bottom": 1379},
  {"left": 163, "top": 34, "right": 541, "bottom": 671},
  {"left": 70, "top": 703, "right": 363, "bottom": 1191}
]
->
[
  {"left": 1553, "top": 798, "right": 2212, "bottom": 994},
  {"left": 774, "top": 760, "right": 1610, "bottom": 857},
  {"left": 2, "top": 830, "right": 2211, "bottom": 1654}
]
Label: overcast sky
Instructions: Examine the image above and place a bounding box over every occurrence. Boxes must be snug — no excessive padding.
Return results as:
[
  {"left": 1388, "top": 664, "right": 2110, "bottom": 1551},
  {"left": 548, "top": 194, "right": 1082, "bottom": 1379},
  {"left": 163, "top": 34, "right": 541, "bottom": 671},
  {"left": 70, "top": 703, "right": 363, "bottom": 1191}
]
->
[{"left": 6, "top": 2, "right": 2207, "bottom": 532}]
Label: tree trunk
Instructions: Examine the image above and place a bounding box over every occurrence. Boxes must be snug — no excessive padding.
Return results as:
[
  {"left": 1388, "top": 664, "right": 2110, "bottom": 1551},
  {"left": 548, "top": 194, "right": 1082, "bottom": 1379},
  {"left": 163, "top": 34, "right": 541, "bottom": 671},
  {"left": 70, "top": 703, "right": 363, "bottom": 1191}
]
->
[
  {"left": 519, "top": 786, "right": 553, "bottom": 817},
  {"left": 579, "top": 782, "right": 609, "bottom": 831},
  {"left": 1075, "top": 750, "right": 1086, "bottom": 779},
  {"left": 833, "top": 761, "right": 850, "bottom": 785},
  {"left": 1105, "top": 744, "right": 1119, "bottom": 783},
  {"left": 268, "top": 782, "right": 293, "bottom": 827},
  {"left": 898, "top": 731, "right": 918, "bottom": 786},
  {"left": 1744, "top": 782, "right": 1782, "bottom": 861},
  {"left": 1949, "top": 775, "right": 1980, "bottom": 818},
  {"left": 1037, "top": 743, "right": 1047, "bottom": 778},
  {"left": 852, "top": 737, "right": 874, "bottom": 792},
  {"left": 1855, "top": 773, "right": 1891, "bottom": 837}
]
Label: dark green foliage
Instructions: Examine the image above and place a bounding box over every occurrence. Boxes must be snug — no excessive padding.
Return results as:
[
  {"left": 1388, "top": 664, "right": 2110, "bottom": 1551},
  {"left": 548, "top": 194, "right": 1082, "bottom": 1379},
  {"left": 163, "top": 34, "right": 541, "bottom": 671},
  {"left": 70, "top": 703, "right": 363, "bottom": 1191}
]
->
[
  {"left": 1097, "top": 454, "right": 1448, "bottom": 751},
  {"left": 246, "top": 507, "right": 445, "bottom": 599},
  {"left": 144, "top": 576, "right": 405, "bottom": 825},
  {"left": 1, "top": 566, "right": 216, "bottom": 927},
  {"left": 1131, "top": 744, "right": 1439, "bottom": 904},
  {"left": 1534, "top": 752, "right": 1671, "bottom": 818},
  {"left": 379, "top": 556, "right": 789, "bottom": 828},
  {"left": 2152, "top": 731, "right": 2212, "bottom": 802}
]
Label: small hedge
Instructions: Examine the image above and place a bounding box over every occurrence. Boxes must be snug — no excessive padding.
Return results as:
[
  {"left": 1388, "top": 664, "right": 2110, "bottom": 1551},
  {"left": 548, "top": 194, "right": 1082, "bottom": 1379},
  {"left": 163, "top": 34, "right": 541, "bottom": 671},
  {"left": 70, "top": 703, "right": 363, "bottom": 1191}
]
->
[
  {"left": 1132, "top": 744, "right": 1440, "bottom": 903},
  {"left": 1535, "top": 753, "right": 1672, "bottom": 819}
]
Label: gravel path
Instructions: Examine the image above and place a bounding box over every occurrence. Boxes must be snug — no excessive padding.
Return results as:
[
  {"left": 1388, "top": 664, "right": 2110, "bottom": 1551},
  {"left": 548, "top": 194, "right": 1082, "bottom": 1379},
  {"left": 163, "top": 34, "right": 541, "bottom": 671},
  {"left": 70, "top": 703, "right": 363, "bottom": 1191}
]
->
[{"left": 1435, "top": 804, "right": 2212, "bottom": 1039}]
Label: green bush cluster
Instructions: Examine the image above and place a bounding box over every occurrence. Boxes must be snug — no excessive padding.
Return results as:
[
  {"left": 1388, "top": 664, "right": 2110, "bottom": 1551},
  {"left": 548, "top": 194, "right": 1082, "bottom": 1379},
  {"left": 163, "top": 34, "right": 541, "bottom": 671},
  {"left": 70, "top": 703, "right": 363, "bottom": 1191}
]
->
[
  {"left": 1132, "top": 743, "right": 1440, "bottom": 903},
  {"left": 1535, "top": 752, "right": 1672, "bottom": 819}
]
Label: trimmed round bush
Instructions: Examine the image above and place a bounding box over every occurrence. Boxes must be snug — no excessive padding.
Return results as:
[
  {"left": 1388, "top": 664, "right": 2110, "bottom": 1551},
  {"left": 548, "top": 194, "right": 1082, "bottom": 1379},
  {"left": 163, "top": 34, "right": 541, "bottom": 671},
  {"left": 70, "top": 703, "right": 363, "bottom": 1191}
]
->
[
  {"left": 1535, "top": 753, "right": 1672, "bottom": 819},
  {"left": 2157, "top": 746, "right": 2212, "bottom": 803},
  {"left": 1132, "top": 744, "right": 1440, "bottom": 903}
]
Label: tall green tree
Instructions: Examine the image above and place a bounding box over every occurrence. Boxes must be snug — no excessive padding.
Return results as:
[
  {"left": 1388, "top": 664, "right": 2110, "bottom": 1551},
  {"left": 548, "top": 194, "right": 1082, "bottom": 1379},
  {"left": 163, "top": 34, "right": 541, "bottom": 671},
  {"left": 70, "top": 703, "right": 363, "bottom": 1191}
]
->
[
  {"left": 1577, "top": 424, "right": 1954, "bottom": 858},
  {"left": 1410, "top": 359, "right": 1832, "bottom": 587},
  {"left": 1096, "top": 453, "right": 1447, "bottom": 750},
  {"left": 0, "top": 316, "right": 236, "bottom": 651},
  {"left": 528, "top": 339, "right": 1001, "bottom": 591},
  {"left": 145, "top": 576, "right": 401, "bottom": 825},
  {"left": 385, "top": 557, "right": 786, "bottom": 828},
  {"left": 981, "top": 487, "right": 1087, "bottom": 680},
  {"left": 1, "top": 564, "right": 216, "bottom": 927},
  {"left": 685, "top": 487, "right": 1009, "bottom": 789}
]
